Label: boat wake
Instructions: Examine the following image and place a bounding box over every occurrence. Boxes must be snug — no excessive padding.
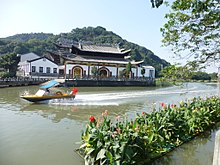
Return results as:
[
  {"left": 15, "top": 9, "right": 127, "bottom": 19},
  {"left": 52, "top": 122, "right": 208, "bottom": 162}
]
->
[{"left": 49, "top": 84, "right": 217, "bottom": 106}]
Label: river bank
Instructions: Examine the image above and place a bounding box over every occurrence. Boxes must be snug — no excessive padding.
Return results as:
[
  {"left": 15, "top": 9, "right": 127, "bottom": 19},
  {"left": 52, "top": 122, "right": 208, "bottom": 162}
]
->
[{"left": 0, "top": 77, "right": 156, "bottom": 88}]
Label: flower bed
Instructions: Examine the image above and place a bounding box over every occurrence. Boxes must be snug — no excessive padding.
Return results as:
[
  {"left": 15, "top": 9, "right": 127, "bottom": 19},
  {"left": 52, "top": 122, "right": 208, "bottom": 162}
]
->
[{"left": 78, "top": 96, "right": 220, "bottom": 164}]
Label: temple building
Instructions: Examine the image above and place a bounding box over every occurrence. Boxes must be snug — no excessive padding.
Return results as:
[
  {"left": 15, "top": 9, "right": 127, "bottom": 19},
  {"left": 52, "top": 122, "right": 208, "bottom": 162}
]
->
[{"left": 47, "top": 39, "right": 155, "bottom": 80}]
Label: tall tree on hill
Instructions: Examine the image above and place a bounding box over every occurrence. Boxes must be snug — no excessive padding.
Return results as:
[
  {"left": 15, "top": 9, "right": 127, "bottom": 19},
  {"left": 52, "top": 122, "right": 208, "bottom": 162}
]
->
[
  {"left": 160, "top": 0, "right": 220, "bottom": 68},
  {"left": 0, "top": 53, "right": 19, "bottom": 77}
]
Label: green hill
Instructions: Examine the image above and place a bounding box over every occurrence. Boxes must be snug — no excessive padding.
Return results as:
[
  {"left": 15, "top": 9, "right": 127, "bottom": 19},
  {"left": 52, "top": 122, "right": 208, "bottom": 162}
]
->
[
  {"left": 0, "top": 26, "right": 170, "bottom": 75},
  {"left": 1, "top": 32, "right": 54, "bottom": 42}
]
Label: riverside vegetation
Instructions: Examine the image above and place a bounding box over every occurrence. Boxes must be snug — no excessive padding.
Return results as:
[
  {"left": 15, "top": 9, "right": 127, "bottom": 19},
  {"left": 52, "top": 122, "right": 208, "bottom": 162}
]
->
[{"left": 79, "top": 96, "right": 220, "bottom": 164}]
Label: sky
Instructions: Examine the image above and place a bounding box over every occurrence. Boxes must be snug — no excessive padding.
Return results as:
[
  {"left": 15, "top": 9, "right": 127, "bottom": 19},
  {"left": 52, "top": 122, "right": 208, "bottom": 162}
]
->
[{"left": 0, "top": 0, "right": 218, "bottom": 73}]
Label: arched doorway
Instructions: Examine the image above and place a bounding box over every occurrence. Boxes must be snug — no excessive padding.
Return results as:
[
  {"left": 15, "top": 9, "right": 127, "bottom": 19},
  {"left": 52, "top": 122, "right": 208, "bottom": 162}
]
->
[
  {"left": 72, "top": 66, "right": 83, "bottom": 78},
  {"left": 98, "top": 67, "right": 109, "bottom": 78}
]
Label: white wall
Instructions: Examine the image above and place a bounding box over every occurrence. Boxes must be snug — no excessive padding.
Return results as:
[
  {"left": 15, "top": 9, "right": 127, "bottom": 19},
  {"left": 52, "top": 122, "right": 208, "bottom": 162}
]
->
[
  {"left": 31, "top": 58, "right": 58, "bottom": 73},
  {"left": 66, "top": 64, "right": 125, "bottom": 77},
  {"left": 65, "top": 64, "right": 155, "bottom": 78},
  {"left": 18, "top": 61, "right": 31, "bottom": 76},
  {"left": 144, "top": 68, "right": 155, "bottom": 78}
]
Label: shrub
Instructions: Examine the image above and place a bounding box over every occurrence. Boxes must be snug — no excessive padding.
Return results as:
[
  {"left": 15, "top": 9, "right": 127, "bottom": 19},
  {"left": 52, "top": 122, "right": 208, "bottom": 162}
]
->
[{"left": 79, "top": 96, "right": 220, "bottom": 164}]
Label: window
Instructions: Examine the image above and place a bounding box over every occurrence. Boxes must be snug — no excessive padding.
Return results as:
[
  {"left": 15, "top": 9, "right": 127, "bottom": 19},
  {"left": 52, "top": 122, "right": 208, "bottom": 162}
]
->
[
  {"left": 46, "top": 67, "right": 50, "bottom": 73},
  {"left": 32, "top": 66, "right": 36, "bottom": 72},
  {"left": 53, "top": 68, "right": 57, "bottom": 73},
  {"left": 39, "top": 67, "right": 43, "bottom": 73}
]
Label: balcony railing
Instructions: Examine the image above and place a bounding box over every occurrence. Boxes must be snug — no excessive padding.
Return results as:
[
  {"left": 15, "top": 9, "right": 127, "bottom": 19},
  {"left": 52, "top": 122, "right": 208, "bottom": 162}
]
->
[{"left": 30, "top": 72, "right": 59, "bottom": 77}]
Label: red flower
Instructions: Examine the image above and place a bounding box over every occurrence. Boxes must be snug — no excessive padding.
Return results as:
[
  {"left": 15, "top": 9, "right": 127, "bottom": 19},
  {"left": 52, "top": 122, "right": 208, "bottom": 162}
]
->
[
  {"left": 89, "top": 116, "right": 95, "bottom": 122},
  {"left": 142, "top": 112, "right": 145, "bottom": 115}
]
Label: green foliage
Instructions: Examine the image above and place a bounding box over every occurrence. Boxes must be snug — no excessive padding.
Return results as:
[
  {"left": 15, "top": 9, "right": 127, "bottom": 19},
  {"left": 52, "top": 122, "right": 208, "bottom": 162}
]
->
[
  {"left": 161, "top": 0, "right": 220, "bottom": 67},
  {"left": 209, "top": 72, "right": 218, "bottom": 80},
  {"left": 0, "top": 53, "right": 19, "bottom": 77},
  {"left": 0, "top": 71, "right": 11, "bottom": 78},
  {"left": 1, "top": 32, "right": 53, "bottom": 42},
  {"left": 159, "top": 64, "right": 197, "bottom": 84},
  {"left": 80, "top": 96, "right": 220, "bottom": 164},
  {"left": 159, "top": 64, "right": 216, "bottom": 83},
  {"left": 91, "top": 66, "right": 98, "bottom": 77},
  {"left": 191, "top": 71, "right": 211, "bottom": 81},
  {"left": 125, "top": 62, "right": 132, "bottom": 78},
  {"left": 0, "top": 38, "right": 56, "bottom": 56},
  {"left": 119, "top": 69, "right": 126, "bottom": 78}
]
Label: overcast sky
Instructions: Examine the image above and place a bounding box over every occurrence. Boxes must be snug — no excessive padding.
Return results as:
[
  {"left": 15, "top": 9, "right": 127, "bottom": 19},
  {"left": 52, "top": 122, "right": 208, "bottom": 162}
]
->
[{"left": 0, "top": 0, "right": 218, "bottom": 73}]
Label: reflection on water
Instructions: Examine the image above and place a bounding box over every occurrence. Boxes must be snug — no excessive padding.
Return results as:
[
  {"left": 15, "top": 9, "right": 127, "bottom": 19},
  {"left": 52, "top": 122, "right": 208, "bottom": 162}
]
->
[
  {"left": 0, "top": 83, "right": 219, "bottom": 165},
  {"left": 152, "top": 125, "right": 218, "bottom": 165}
]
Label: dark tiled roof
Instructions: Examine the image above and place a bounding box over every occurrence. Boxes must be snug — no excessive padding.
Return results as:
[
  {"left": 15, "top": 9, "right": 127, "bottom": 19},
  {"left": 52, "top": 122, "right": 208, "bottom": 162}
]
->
[
  {"left": 56, "top": 38, "right": 130, "bottom": 54},
  {"left": 27, "top": 56, "right": 58, "bottom": 65},
  {"left": 73, "top": 42, "right": 131, "bottom": 54},
  {"left": 19, "top": 52, "right": 40, "bottom": 62}
]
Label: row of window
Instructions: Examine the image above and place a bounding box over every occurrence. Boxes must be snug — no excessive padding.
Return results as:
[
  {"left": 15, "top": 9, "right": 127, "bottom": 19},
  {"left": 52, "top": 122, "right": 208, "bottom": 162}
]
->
[{"left": 32, "top": 66, "right": 57, "bottom": 74}]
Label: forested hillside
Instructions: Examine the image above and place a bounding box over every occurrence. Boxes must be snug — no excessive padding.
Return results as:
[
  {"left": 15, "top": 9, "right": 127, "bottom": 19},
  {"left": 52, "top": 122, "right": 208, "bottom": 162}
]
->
[
  {"left": 0, "top": 26, "right": 170, "bottom": 75},
  {"left": 1, "top": 32, "right": 54, "bottom": 42}
]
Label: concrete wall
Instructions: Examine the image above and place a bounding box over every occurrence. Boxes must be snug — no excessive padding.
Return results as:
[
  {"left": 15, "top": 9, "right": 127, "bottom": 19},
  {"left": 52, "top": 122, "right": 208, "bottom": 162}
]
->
[{"left": 65, "top": 79, "right": 156, "bottom": 87}]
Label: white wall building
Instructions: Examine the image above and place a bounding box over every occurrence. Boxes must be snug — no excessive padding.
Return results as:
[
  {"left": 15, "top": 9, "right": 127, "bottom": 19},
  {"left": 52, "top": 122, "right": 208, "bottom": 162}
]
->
[
  {"left": 64, "top": 63, "right": 155, "bottom": 79},
  {"left": 48, "top": 41, "right": 156, "bottom": 80},
  {"left": 17, "top": 52, "right": 59, "bottom": 78}
]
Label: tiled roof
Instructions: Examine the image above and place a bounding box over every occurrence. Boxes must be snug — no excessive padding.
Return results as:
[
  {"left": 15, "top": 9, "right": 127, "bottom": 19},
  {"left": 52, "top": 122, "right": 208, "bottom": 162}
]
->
[
  {"left": 73, "top": 42, "right": 131, "bottom": 54},
  {"left": 56, "top": 38, "right": 130, "bottom": 54},
  {"left": 27, "top": 56, "right": 58, "bottom": 65},
  {"left": 19, "top": 52, "right": 40, "bottom": 62},
  {"left": 48, "top": 50, "right": 143, "bottom": 65}
]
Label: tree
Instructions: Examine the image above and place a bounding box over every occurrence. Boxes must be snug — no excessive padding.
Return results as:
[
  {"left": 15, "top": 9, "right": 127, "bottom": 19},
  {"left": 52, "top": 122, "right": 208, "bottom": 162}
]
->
[
  {"left": 209, "top": 72, "right": 218, "bottom": 80},
  {"left": 191, "top": 71, "right": 211, "bottom": 81},
  {"left": 161, "top": 0, "right": 220, "bottom": 68},
  {"left": 125, "top": 62, "right": 132, "bottom": 78},
  {"left": 0, "top": 53, "right": 19, "bottom": 77},
  {"left": 159, "top": 64, "right": 197, "bottom": 84},
  {"left": 91, "top": 66, "right": 98, "bottom": 78}
]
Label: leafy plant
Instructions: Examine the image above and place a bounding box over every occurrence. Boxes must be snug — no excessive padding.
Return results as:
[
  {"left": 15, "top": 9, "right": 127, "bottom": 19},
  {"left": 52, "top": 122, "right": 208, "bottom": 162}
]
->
[{"left": 79, "top": 96, "right": 220, "bottom": 164}]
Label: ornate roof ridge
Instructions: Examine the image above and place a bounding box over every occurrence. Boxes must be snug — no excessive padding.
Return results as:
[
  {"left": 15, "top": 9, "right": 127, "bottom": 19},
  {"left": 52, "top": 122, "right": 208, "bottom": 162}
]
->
[{"left": 57, "top": 37, "right": 121, "bottom": 49}]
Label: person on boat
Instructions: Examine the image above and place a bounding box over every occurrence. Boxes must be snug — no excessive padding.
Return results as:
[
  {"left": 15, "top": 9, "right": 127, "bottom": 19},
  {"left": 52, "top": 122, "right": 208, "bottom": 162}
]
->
[
  {"left": 45, "top": 89, "right": 50, "bottom": 95},
  {"left": 70, "top": 87, "right": 78, "bottom": 95}
]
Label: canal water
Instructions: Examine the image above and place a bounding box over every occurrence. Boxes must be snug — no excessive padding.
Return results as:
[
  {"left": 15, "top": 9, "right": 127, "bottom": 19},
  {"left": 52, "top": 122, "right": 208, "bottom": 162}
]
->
[{"left": 0, "top": 83, "right": 219, "bottom": 165}]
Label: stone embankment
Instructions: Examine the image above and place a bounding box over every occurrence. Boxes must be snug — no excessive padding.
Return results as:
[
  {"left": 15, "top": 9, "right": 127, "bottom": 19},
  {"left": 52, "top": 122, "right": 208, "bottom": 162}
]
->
[{"left": 0, "top": 78, "right": 50, "bottom": 88}]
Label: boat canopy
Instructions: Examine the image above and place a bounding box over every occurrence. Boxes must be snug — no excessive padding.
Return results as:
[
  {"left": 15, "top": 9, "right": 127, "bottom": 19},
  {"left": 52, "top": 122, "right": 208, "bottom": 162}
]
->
[{"left": 40, "top": 80, "right": 59, "bottom": 89}]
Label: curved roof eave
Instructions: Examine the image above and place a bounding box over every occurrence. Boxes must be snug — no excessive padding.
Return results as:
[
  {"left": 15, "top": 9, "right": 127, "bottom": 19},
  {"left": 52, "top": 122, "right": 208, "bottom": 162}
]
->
[{"left": 71, "top": 45, "right": 131, "bottom": 55}]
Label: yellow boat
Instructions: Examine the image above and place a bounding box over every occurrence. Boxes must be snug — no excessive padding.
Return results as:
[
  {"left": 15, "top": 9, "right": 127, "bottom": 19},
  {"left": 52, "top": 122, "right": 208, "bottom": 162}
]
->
[{"left": 20, "top": 80, "right": 78, "bottom": 103}]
